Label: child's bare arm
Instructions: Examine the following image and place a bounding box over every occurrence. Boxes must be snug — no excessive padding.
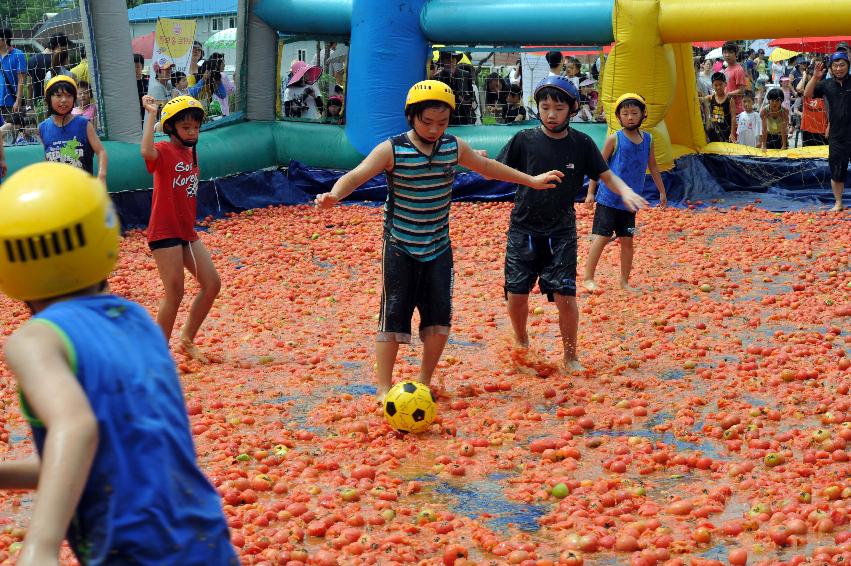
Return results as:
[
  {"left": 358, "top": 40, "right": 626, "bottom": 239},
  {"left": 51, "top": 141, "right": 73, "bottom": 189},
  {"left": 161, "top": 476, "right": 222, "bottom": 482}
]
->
[
  {"left": 140, "top": 95, "right": 160, "bottom": 162},
  {"left": 597, "top": 170, "right": 648, "bottom": 212},
  {"left": 585, "top": 134, "right": 616, "bottom": 205},
  {"left": 457, "top": 138, "right": 562, "bottom": 190},
  {"left": 87, "top": 122, "right": 108, "bottom": 184},
  {"left": 315, "top": 141, "right": 394, "bottom": 207},
  {"left": 5, "top": 322, "right": 98, "bottom": 564},
  {"left": 647, "top": 142, "right": 667, "bottom": 207}
]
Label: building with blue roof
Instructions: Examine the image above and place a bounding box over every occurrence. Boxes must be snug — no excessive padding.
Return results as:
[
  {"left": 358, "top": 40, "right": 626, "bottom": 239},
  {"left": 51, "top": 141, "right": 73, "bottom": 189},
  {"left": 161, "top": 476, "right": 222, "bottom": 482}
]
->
[{"left": 128, "top": 0, "right": 237, "bottom": 44}]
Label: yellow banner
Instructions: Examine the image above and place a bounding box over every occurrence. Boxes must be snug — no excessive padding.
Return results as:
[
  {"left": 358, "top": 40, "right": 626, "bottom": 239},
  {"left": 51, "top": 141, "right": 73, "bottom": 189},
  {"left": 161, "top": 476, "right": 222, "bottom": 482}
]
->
[{"left": 152, "top": 17, "right": 197, "bottom": 72}]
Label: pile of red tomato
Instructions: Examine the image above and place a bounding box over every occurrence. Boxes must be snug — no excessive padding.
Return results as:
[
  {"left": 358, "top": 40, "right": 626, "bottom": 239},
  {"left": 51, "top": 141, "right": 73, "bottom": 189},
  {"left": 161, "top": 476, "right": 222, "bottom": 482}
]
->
[{"left": 0, "top": 202, "right": 848, "bottom": 565}]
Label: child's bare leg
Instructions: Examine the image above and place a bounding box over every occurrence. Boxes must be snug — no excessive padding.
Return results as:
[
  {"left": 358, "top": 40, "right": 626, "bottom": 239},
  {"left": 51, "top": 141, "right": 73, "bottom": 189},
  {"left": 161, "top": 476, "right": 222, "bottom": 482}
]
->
[
  {"left": 375, "top": 339, "right": 399, "bottom": 402},
  {"left": 583, "top": 235, "right": 609, "bottom": 291},
  {"left": 419, "top": 330, "right": 449, "bottom": 386},
  {"left": 151, "top": 246, "right": 186, "bottom": 341},
  {"left": 618, "top": 236, "right": 637, "bottom": 291},
  {"left": 554, "top": 293, "right": 582, "bottom": 371},
  {"left": 830, "top": 180, "right": 845, "bottom": 211},
  {"left": 180, "top": 241, "right": 221, "bottom": 359},
  {"left": 506, "top": 292, "right": 530, "bottom": 347}
]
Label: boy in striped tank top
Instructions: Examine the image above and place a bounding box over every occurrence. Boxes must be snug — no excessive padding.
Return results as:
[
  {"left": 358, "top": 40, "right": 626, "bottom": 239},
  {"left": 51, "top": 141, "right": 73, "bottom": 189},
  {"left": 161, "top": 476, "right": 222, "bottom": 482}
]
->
[
  {"left": 584, "top": 93, "right": 666, "bottom": 292},
  {"left": 316, "top": 80, "right": 564, "bottom": 401}
]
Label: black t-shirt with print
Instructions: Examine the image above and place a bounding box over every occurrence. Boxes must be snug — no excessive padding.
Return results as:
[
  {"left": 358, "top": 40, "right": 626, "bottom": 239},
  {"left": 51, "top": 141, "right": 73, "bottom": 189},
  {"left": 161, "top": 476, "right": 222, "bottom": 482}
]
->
[{"left": 497, "top": 127, "right": 609, "bottom": 236}]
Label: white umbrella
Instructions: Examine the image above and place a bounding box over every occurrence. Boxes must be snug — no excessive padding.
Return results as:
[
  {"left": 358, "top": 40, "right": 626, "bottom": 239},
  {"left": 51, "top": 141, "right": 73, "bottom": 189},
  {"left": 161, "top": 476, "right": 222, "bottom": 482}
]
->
[
  {"left": 747, "top": 39, "right": 775, "bottom": 56},
  {"left": 204, "top": 28, "right": 237, "bottom": 51},
  {"left": 704, "top": 47, "right": 723, "bottom": 60}
]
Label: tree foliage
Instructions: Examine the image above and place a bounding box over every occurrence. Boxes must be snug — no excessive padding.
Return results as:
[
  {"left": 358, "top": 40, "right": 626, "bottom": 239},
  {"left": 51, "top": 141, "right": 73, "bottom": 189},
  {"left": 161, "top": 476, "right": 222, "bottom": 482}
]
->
[{"left": 0, "top": 0, "right": 65, "bottom": 29}]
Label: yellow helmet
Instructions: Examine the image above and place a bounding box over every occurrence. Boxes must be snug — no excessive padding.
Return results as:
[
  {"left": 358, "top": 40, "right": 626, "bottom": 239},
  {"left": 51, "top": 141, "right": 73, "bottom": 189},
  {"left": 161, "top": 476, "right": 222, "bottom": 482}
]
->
[
  {"left": 614, "top": 92, "right": 647, "bottom": 114},
  {"left": 160, "top": 95, "right": 206, "bottom": 131},
  {"left": 45, "top": 74, "right": 78, "bottom": 95},
  {"left": 0, "top": 163, "right": 120, "bottom": 301},
  {"left": 405, "top": 80, "right": 456, "bottom": 110}
]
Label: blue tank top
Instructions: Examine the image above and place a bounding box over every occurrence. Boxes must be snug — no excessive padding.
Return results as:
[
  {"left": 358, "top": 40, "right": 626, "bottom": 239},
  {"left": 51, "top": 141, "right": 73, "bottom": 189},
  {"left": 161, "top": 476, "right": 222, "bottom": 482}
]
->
[
  {"left": 385, "top": 133, "right": 458, "bottom": 262},
  {"left": 23, "top": 295, "right": 238, "bottom": 566},
  {"left": 596, "top": 130, "right": 651, "bottom": 211},
  {"left": 38, "top": 115, "right": 94, "bottom": 174}
]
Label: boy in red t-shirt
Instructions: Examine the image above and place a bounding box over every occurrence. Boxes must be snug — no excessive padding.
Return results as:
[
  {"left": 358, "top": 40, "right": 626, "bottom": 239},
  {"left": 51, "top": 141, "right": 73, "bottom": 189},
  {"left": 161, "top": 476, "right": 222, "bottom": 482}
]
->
[
  {"left": 722, "top": 42, "right": 748, "bottom": 116},
  {"left": 141, "top": 94, "right": 221, "bottom": 361}
]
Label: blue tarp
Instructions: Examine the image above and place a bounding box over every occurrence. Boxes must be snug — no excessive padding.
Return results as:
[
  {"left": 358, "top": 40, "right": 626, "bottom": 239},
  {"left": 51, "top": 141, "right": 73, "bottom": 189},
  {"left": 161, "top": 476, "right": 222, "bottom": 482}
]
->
[{"left": 111, "top": 154, "right": 849, "bottom": 230}]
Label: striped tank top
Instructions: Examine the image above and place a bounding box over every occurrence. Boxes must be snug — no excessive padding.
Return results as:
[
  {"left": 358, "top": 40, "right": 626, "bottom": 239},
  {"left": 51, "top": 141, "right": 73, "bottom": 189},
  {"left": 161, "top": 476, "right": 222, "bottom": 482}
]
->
[{"left": 385, "top": 133, "right": 458, "bottom": 262}]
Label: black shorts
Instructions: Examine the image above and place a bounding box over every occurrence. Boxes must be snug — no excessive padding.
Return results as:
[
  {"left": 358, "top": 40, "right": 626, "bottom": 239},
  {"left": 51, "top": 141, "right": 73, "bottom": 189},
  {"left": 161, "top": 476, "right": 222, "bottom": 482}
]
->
[
  {"left": 504, "top": 229, "right": 577, "bottom": 300},
  {"left": 148, "top": 237, "right": 191, "bottom": 251},
  {"left": 591, "top": 203, "right": 636, "bottom": 238},
  {"left": 801, "top": 131, "right": 827, "bottom": 147},
  {"left": 828, "top": 143, "right": 851, "bottom": 183},
  {"left": 765, "top": 133, "right": 784, "bottom": 150},
  {"left": 378, "top": 240, "right": 453, "bottom": 343}
]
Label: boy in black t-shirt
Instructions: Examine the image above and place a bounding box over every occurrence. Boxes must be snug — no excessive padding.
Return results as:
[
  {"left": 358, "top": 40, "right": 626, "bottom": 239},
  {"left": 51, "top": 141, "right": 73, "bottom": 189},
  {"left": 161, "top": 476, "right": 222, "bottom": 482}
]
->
[
  {"left": 498, "top": 76, "right": 647, "bottom": 371},
  {"left": 501, "top": 84, "right": 527, "bottom": 124}
]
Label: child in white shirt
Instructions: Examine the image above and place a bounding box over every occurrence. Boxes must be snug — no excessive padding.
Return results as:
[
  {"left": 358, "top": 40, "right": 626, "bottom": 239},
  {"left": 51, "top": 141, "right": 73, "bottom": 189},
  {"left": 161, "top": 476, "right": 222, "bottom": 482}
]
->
[{"left": 737, "top": 91, "right": 762, "bottom": 148}]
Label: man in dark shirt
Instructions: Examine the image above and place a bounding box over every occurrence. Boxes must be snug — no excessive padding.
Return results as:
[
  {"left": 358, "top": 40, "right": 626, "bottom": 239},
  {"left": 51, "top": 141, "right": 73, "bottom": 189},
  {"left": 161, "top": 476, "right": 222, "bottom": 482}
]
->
[
  {"left": 804, "top": 52, "right": 851, "bottom": 211},
  {"left": 28, "top": 34, "right": 68, "bottom": 102},
  {"left": 497, "top": 75, "right": 647, "bottom": 371}
]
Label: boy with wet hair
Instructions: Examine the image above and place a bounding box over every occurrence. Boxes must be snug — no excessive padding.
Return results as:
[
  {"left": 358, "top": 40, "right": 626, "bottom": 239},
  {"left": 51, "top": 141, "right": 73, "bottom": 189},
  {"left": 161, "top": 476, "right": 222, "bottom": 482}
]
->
[{"left": 498, "top": 76, "right": 647, "bottom": 371}]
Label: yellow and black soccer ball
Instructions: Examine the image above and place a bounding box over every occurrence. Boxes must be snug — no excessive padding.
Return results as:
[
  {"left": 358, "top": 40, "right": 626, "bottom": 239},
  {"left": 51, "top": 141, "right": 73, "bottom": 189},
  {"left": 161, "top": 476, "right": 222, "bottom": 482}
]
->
[{"left": 383, "top": 381, "right": 436, "bottom": 434}]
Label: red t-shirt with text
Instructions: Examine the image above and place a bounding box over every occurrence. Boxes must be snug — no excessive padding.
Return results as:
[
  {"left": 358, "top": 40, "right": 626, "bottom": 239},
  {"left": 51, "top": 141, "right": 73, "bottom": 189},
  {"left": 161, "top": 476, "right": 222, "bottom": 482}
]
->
[
  {"left": 145, "top": 141, "right": 200, "bottom": 243},
  {"left": 724, "top": 64, "right": 747, "bottom": 115}
]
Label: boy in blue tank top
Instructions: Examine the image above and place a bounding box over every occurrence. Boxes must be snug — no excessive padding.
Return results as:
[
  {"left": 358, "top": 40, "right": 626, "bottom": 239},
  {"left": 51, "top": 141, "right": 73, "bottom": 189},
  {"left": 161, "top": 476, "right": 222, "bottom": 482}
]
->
[
  {"left": 0, "top": 163, "right": 237, "bottom": 566},
  {"left": 316, "top": 80, "right": 564, "bottom": 401},
  {"left": 583, "top": 93, "right": 666, "bottom": 293},
  {"left": 38, "top": 75, "right": 108, "bottom": 183}
]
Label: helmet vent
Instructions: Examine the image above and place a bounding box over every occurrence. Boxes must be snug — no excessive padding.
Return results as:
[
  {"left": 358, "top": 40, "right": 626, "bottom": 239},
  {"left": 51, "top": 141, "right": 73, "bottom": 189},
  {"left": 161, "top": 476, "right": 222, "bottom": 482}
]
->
[{"left": 3, "top": 223, "right": 86, "bottom": 263}]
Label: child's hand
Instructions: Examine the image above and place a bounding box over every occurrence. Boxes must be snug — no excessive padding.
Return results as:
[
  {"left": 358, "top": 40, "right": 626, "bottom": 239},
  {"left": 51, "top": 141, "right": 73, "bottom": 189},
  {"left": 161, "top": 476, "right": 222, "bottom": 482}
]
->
[
  {"left": 528, "top": 170, "right": 564, "bottom": 190},
  {"left": 620, "top": 190, "right": 649, "bottom": 212},
  {"left": 659, "top": 193, "right": 667, "bottom": 208},
  {"left": 584, "top": 193, "right": 595, "bottom": 209},
  {"left": 141, "top": 95, "right": 159, "bottom": 114},
  {"left": 315, "top": 192, "right": 340, "bottom": 208}
]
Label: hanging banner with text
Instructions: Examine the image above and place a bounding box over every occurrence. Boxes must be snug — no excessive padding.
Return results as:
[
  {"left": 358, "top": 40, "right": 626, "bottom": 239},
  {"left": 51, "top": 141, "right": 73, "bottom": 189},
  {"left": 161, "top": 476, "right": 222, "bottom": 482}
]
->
[{"left": 152, "top": 17, "right": 197, "bottom": 72}]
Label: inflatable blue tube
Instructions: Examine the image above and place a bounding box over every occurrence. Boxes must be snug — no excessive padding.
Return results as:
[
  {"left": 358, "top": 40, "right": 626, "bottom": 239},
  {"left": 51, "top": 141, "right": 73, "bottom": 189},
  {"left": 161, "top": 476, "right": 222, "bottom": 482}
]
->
[
  {"left": 345, "top": 0, "right": 429, "bottom": 156},
  {"left": 421, "top": 0, "right": 615, "bottom": 44},
  {"left": 253, "top": 0, "right": 352, "bottom": 37}
]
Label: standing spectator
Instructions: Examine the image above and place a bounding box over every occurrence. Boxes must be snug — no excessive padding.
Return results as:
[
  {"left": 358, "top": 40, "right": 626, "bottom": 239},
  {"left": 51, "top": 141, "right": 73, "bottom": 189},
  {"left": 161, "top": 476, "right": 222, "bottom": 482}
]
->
[
  {"left": 760, "top": 89, "right": 788, "bottom": 150},
  {"left": 744, "top": 49, "right": 757, "bottom": 83},
  {"left": 207, "top": 53, "right": 235, "bottom": 116},
  {"left": 28, "top": 34, "right": 68, "bottom": 103},
  {"left": 712, "top": 57, "right": 724, "bottom": 73},
  {"left": 171, "top": 71, "right": 189, "bottom": 97},
  {"left": 484, "top": 72, "right": 508, "bottom": 118},
  {"left": 187, "top": 41, "right": 203, "bottom": 87},
  {"left": 771, "top": 58, "right": 786, "bottom": 84},
  {"left": 790, "top": 56, "right": 808, "bottom": 86},
  {"left": 282, "top": 60, "right": 323, "bottom": 120},
  {"left": 70, "top": 45, "right": 89, "bottom": 84},
  {"left": 796, "top": 63, "right": 828, "bottom": 146},
  {"left": 148, "top": 61, "right": 175, "bottom": 103},
  {"left": 434, "top": 52, "right": 474, "bottom": 125},
  {"left": 704, "top": 72, "right": 736, "bottom": 143},
  {"left": 545, "top": 51, "right": 563, "bottom": 77},
  {"left": 779, "top": 76, "right": 794, "bottom": 112},
  {"left": 134, "top": 53, "right": 148, "bottom": 122},
  {"left": 71, "top": 79, "right": 98, "bottom": 131},
  {"left": 324, "top": 95, "right": 343, "bottom": 124},
  {"left": 501, "top": 83, "right": 527, "bottom": 123},
  {"left": 804, "top": 52, "right": 851, "bottom": 211},
  {"left": 44, "top": 46, "right": 73, "bottom": 83},
  {"left": 697, "top": 58, "right": 713, "bottom": 95},
  {"left": 736, "top": 91, "right": 761, "bottom": 148},
  {"left": 722, "top": 42, "right": 747, "bottom": 115},
  {"left": 565, "top": 57, "right": 585, "bottom": 90},
  {"left": 755, "top": 50, "right": 769, "bottom": 82},
  {"left": 508, "top": 59, "right": 522, "bottom": 86},
  {"left": 0, "top": 28, "right": 27, "bottom": 141}
]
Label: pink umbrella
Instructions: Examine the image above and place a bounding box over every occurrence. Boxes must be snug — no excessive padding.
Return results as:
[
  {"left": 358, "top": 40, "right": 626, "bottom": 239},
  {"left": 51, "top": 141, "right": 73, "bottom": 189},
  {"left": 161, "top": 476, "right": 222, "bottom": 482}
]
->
[{"left": 131, "top": 31, "right": 155, "bottom": 60}]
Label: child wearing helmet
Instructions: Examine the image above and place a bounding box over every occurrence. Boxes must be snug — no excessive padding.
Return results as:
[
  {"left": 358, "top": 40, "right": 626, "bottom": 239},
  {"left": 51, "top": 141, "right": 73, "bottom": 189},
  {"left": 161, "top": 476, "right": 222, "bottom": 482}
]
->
[
  {"left": 315, "top": 79, "right": 564, "bottom": 401},
  {"left": 141, "top": 94, "right": 221, "bottom": 360},
  {"left": 496, "top": 76, "right": 647, "bottom": 371},
  {"left": 38, "top": 75, "right": 108, "bottom": 182},
  {"left": 0, "top": 162, "right": 238, "bottom": 566},
  {"left": 583, "top": 93, "right": 666, "bottom": 293},
  {"left": 803, "top": 51, "right": 850, "bottom": 211}
]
